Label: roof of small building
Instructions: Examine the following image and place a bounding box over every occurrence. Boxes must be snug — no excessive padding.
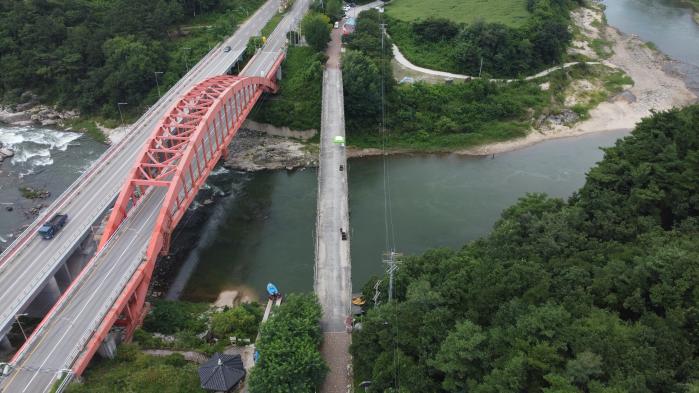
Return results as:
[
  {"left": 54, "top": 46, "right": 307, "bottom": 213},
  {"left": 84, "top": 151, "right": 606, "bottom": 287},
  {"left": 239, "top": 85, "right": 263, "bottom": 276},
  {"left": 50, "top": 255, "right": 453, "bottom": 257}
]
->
[{"left": 199, "top": 353, "right": 246, "bottom": 392}]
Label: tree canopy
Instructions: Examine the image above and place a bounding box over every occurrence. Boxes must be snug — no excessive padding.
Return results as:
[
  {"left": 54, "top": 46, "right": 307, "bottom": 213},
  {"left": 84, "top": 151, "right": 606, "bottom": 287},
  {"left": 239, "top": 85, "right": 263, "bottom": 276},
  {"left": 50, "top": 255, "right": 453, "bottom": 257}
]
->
[
  {"left": 301, "top": 12, "right": 332, "bottom": 52},
  {"left": 351, "top": 105, "right": 699, "bottom": 392},
  {"left": 0, "top": 0, "right": 263, "bottom": 119},
  {"left": 248, "top": 293, "right": 328, "bottom": 393}
]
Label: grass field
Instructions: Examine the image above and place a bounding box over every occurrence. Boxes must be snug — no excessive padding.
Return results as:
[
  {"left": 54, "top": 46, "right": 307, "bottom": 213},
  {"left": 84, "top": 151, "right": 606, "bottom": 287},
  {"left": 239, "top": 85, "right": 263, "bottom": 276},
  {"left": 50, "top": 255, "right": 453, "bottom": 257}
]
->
[{"left": 385, "top": 0, "right": 531, "bottom": 27}]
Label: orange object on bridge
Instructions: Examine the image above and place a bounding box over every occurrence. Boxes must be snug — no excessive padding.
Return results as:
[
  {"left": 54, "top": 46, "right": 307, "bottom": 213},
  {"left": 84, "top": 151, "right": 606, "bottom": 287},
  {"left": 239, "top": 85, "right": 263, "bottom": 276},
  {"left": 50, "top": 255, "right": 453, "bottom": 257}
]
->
[{"left": 73, "top": 53, "right": 285, "bottom": 375}]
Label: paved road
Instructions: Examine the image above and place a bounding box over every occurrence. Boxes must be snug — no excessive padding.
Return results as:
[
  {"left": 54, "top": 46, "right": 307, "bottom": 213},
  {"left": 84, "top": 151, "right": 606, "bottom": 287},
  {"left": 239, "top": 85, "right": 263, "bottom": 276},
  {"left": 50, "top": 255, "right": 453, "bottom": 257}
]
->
[
  {"left": 316, "top": 25, "right": 352, "bottom": 393},
  {"left": 242, "top": 0, "right": 312, "bottom": 78},
  {"left": 0, "top": 189, "right": 164, "bottom": 392},
  {"left": 314, "top": 34, "right": 351, "bottom": 334},
  {"left": 0, "top": 0, "right": 281, "bottom": 342}
]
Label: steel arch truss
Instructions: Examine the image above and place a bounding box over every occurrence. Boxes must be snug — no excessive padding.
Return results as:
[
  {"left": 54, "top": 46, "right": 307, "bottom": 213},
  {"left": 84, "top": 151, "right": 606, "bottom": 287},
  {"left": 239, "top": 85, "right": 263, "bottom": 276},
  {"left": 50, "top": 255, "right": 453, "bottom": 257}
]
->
[{"left": 75, "top": 54, "right": 284, "bottom": 375}]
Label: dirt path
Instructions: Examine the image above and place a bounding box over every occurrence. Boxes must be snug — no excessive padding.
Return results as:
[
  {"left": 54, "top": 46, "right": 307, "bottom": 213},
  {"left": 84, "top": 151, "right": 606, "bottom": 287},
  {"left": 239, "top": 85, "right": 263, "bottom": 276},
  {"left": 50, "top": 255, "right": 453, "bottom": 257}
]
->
[{"left": 392, "top": 43, "right": 607, "bottom": 82}]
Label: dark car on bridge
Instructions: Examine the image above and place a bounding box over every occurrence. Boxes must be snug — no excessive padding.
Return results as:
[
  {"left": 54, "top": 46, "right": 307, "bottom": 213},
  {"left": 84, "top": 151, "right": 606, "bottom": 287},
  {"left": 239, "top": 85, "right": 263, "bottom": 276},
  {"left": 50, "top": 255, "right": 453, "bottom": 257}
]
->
[{"left": 38, "top": 214, "right": 68, "bottom": 240}]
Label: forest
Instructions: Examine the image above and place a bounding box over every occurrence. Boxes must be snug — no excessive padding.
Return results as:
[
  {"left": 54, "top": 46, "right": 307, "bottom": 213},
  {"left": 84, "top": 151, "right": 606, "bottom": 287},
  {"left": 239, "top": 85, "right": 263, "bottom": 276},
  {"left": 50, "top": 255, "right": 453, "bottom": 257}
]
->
[
  {"left": 387, "top": 0, "right": 583, "bottom": 77},
  {"left": 0, "top": 0, "right": 262, "bottom": 119},
  {"left": 352, "top": 105, "right": 699, "bottom": 392}
]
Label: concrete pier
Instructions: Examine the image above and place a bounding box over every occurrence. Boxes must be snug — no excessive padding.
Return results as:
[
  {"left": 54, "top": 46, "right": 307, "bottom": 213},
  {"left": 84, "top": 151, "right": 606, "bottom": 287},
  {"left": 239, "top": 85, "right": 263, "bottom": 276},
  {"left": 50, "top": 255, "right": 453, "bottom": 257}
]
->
[{"left": 27, "top": 276, "right": 62, "bottom": 318}]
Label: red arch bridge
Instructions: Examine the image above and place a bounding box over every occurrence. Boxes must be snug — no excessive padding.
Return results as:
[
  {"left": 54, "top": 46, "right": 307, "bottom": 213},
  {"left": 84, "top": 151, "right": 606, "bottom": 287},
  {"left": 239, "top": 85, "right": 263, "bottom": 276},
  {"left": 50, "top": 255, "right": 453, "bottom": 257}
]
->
[
  {"left": 9, "top": 53, "right": 284, "bottom": 378},
  {"left": 91, "top": 55, "right": 285, "bottom": 371}
]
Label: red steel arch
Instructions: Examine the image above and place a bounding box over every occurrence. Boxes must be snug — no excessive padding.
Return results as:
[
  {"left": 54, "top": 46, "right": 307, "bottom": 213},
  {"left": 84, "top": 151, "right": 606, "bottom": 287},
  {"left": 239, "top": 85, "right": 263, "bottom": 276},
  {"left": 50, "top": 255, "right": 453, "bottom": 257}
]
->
[{"left": 74, "top": 54, "right": 284, "bottom": 375}]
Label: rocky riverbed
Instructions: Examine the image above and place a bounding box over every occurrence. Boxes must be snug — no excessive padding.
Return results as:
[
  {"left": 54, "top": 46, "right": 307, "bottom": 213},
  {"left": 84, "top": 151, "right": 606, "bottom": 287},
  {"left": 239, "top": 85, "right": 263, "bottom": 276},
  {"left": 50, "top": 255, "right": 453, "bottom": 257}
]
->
[
  {"left": 0, "top": 93, "right": 78, "bottom": 128},
  {"left": 224, "top": 129, "right": 318, "bottom": 172}
]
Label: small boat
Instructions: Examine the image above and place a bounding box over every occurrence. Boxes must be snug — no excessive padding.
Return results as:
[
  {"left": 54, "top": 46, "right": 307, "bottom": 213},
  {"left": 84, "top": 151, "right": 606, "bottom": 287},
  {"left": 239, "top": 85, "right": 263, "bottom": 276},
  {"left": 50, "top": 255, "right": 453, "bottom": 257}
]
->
[{"left": 266, "top": 282, "right": 279, "bottom": 297}]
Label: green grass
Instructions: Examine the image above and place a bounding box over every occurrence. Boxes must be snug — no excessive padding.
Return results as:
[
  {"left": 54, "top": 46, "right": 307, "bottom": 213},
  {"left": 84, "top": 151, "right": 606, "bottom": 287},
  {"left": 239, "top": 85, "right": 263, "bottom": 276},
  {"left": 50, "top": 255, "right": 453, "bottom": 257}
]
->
[
  {"left": 261, "top": 12, "right": 284, "bottom": 37},
  {"left": 63, "top": 118, "right": 109, "bottom": 144},
  {"left": 66, "top": 344, "right": 201, "bottom": 393},
  {"left": 590, "top": 38, "right": 613, "bottom": 59},
  {"left": 385, "top": 0, "right": 530, "bottom": 27}
]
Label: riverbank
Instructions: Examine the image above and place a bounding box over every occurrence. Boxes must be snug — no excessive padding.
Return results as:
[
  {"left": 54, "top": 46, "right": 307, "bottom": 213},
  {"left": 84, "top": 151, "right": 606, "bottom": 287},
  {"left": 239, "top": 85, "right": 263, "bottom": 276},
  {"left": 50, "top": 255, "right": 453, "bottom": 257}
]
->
[
  {"left": 375, "top": 4, "right": 698, "bottom": 157},
  {"left": 456, "top": 5, "right": 697, "bottom": 156}
]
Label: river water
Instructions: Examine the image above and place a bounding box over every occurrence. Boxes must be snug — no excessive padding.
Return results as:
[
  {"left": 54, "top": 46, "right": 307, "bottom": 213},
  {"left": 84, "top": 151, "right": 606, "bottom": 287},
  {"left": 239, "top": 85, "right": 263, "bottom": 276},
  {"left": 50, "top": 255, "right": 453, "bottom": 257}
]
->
[
  {"left": 2, "top": 0, "right": 697, "bottom": 301},
  {"left": 181, "top": 0, "right": 699, "bottom": 301},
  {"left": 180, "top": 129, "right": 629, "bottom": 302},
  {"left": 0, "top": 126, "right": 106, "bottom": 248}
]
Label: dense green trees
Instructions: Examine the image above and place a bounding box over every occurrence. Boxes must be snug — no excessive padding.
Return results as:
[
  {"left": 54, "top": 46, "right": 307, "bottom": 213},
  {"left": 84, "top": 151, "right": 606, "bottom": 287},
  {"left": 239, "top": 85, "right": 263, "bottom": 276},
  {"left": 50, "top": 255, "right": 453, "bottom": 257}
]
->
[
  {"left": 351, "top": 106, "right": 699, "bottom": 392},
  {"left": 342, "top": 50, "right": 383, "bottom": 121},
  {"left": 342, "top": 9, "right": 554, "bottom": 142},
  {"left": 211, "top": 303, "right": 263, "bottom": 340},
  {"left": 248, "top": 293, "right": 327, "bottom": 393},
  {"left": 0, "top": 0, "right": 262, "bottom": 119},
  {"left": 301, "top": 12, "right": 332, "bottom": 52},
  {"left": 388, "top": 0, "right": 583, "bottom": 77}
]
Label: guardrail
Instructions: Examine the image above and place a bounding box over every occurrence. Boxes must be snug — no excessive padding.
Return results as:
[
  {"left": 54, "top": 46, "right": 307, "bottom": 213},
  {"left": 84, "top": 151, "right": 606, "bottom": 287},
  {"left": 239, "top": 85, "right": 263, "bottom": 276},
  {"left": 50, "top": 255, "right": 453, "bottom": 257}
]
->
[{"left": 0, "top": 28, "right": 226, "bottom": 338}]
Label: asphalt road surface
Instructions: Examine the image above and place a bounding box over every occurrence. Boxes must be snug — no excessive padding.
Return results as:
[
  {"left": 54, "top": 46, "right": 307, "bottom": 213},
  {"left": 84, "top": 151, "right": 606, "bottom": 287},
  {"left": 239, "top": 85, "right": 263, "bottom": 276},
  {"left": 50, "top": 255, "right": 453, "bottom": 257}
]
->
[{"left": 0, "top": 0, "right": 281, "bottom": 343}]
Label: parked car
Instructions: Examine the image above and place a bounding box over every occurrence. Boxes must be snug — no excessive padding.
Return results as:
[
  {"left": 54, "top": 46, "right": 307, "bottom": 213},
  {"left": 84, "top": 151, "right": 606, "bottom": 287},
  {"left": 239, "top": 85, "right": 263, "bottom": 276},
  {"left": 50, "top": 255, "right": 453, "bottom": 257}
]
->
[{"left": 334, "top": 21, "right": 340, "bottom": 29}]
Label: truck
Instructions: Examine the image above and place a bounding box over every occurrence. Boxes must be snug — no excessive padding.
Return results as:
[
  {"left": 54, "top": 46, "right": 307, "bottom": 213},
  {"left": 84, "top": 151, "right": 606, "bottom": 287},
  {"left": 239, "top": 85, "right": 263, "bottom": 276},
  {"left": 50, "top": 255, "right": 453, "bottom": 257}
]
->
[{"left": 38, "top": 214, "right": 68, "bottom": 240}]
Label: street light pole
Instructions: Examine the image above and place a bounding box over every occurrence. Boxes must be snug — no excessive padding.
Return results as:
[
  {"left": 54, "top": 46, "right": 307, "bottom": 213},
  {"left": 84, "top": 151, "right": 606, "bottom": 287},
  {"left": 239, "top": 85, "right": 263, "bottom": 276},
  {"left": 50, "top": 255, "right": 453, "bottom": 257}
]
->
[
  {"left": 117, "top": 102, "right": 128, "bottom": 125},
  {"left": 15, "top": 313, "right": 28, "bottom": 341},
  {"left": 154, "top": 71, "right": 163, "bottom": 98}
]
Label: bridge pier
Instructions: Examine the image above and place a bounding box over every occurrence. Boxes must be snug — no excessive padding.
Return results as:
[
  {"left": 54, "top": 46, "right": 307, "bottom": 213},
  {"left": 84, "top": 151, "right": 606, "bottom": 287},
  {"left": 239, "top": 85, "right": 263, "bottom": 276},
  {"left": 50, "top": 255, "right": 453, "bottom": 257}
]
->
[
  {"left": 54, "top": 265, "right": 72, "bottom": 292},
  {"left": 0, "top": 335, "right": 12, "bottom": 352},
  {"left": 97, "top": 332, "right": 119, "bottom": 360},
  {"left": 26, "top": 277, "right": 62, "bottom": 318}
]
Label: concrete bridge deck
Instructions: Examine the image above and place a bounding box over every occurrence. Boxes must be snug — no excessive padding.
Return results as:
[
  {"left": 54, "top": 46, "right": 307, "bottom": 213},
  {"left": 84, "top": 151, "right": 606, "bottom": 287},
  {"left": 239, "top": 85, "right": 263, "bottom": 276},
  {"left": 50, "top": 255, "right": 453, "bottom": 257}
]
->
[{"left": 315, "top": 25, "right": 352, "bottom": 393}]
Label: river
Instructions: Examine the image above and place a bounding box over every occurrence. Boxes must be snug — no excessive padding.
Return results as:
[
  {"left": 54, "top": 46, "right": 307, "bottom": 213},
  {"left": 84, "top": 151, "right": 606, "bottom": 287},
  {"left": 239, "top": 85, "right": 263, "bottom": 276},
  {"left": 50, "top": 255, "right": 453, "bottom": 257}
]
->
[
  {"left": 2, "top": 0, "right": 697, "bottom": 302},
  {"left": 180, "top": 0, "right": 699, "bottom": 301},
  {"left": 0, "top": 126, "right": 106, "bottom": 248},
  {"left": 179, "top": 129, "right": 629, "bottom": 302}
]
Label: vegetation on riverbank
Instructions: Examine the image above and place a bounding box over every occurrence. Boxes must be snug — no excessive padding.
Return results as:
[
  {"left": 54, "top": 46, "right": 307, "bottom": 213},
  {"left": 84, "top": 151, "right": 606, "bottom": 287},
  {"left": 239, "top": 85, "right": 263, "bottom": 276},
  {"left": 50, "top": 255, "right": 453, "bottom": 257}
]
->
[
  {"left": 251, "top": 46, "right": 325, "bottom": 130},
  {"left": 342, "top": 10, "right": 629, "bottom": 151},
  {"left": 386, "top": 0, "right": 583, "bottom": 77},
  {"left": 134, "top": 300, "right": 263, "bottom": 355},
  {"left": 351, "top": 105, "right": 699, "bottom": 392},
  {"left": 67, "top": 344, "right": 200, "bottom": 393},
  {"left": 249, "top": 293, "right": 327, "bottom": 393},
  {"left": 0, "top": 0, "right": 265, "bottom": 122}
]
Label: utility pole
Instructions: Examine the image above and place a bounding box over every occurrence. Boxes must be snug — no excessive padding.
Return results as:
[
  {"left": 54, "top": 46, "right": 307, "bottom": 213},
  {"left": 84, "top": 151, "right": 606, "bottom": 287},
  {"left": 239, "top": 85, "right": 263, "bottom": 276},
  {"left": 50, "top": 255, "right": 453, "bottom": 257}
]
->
[
  {"left": 154, "top": 71, "right": 163, "bottom": 98},
  {"left": 117, "top": 102, "right": 128, "bottom": 125},
  {"left": 383, "top": 251, "right": 401, "bottom": 302}
]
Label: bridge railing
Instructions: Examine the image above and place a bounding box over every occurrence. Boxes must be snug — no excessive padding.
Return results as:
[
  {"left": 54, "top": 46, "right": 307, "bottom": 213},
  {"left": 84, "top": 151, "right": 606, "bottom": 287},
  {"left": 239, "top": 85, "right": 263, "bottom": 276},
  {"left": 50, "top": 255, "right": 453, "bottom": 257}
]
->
[{"left": 0, "top": 29, "right": 227, "bottom": 271}]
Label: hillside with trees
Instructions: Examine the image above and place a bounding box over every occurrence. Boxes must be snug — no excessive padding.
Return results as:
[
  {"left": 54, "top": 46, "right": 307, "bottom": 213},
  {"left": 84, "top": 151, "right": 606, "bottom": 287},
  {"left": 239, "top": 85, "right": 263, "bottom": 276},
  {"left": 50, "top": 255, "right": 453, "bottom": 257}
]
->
[
  {"left": 351, "top": 105, "right": 699, "bottom": 392},
  {"left": 0, "top": 0, "right": 263, "bottom": 120},
  {"left": 386, "top": 0, "right": 584, "bottom": 77}
]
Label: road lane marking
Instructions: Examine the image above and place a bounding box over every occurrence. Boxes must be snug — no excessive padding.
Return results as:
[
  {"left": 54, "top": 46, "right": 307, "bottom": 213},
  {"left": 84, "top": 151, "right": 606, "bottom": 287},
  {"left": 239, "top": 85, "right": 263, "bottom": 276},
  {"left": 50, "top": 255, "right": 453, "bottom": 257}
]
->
[{"left": 17, "top": 194, "right": 162, "bottom": 392}]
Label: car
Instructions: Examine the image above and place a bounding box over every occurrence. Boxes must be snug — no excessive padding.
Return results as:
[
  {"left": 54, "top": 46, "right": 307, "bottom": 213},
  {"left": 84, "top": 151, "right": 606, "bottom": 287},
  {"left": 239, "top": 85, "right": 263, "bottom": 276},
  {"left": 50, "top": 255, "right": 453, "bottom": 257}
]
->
[
  {"left": 38, "top": 213, "right": 67, "bottom": 240},
  {"left": 224, "top": 46, "right": 231, "bottom": 52},
  {"left": 334, "top": 21, "right": 340, "bottom": 29},
  {"left": 343, "top": 5, "right": 351, "bottom": 11}
]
